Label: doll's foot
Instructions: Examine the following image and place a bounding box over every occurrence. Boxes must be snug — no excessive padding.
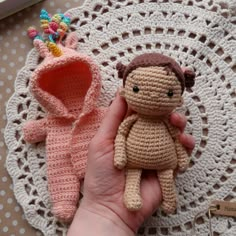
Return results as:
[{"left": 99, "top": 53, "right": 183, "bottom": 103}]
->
[
  {"left": 161, "top": 201, "right": 176, "bottom": 214},
  {"left": 53, "top": 203, "right": 77, "bottom": 222},
  {"left": 124, "top": 194, "right": 142, "bottom": 211}
]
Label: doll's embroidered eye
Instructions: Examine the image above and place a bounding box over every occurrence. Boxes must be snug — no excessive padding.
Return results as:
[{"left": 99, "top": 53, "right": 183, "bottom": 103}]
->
[
  {"left": 133, "top": 85, "right": 139, "bottom": 93},
  {"left": 167, "top": 89, "right": 174, "bottom": 97}
]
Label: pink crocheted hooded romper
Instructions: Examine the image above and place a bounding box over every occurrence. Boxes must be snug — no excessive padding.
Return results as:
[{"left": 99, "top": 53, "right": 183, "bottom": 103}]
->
[{"left": 23, "top": 33, "right": 106, "bottom": 221}]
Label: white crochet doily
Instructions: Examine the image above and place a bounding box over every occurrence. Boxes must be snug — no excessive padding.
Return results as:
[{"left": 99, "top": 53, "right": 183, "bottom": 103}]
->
[{"left": 5, "top": 0, "right": 236, "bottom": 235}]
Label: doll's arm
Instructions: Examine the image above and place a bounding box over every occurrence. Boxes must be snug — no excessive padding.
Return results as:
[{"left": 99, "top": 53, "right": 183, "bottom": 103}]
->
[
  {"left": 114, "top": 114, "right": 138, "bottom": 169},
  {"left": 164, "top": 119, "right": 189, "bottom": 172},
  {"left": 23, "top": 118, "right": 47, "bottom": 143}
]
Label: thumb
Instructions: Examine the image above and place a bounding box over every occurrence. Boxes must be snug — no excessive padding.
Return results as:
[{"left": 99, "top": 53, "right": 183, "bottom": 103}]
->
[{"left": 96, "top": 93, "right": 127, "bottom": 140}]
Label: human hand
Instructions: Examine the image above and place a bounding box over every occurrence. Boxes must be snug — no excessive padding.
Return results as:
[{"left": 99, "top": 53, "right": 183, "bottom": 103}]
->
[{"left": 68, "top": 93, "right": 195, "bottom": 235}]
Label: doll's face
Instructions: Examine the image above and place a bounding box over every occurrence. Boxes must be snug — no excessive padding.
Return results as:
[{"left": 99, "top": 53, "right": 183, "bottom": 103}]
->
[{"left": 123, "top": 66, "right": 183, "bottom": 116}]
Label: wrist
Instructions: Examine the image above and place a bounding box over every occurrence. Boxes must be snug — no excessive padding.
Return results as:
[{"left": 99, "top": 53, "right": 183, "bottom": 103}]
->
[{"left": 67, "top": 200, "right": 135, "bottom": 236}]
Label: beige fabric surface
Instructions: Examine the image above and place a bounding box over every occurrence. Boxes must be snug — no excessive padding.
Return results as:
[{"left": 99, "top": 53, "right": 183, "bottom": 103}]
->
[{"left": 0, "top": 1, "right": 84, "bottom": 235}]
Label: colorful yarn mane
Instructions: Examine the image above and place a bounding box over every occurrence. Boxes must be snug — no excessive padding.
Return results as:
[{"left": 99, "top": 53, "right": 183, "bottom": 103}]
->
[{"left": 28, "top": 9, "right": 71, "bottom": 57}]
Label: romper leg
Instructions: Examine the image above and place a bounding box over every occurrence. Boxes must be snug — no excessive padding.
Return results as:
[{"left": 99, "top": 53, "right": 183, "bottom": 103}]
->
[{"left": 47, "top": 152, "right": 79, "bottom": 222}]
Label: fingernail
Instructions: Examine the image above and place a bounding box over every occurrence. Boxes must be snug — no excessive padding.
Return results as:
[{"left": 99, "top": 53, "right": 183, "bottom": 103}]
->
[
  {"left": 116, "top": 87, "right": 122, "bottom": 94},
  {"left": 176, "top": 113, "right": 186, "bottom": 121},
  {"left": 181, "top": 133, "right": 195, "bottom": 149},
  {"left": 170, "top": 112, "right": 180, "bottom": 120},
  {"left": 115, "top": 90, "right": 119, "bottom": 97},
  {"left": 119, "top": 88, "right": 126, "bottom": 97}
]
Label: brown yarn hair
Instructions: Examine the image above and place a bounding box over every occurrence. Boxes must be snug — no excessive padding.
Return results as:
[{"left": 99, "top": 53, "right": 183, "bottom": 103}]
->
[{"left": 116, "top": 53, "right": 195, "bottom": 94}]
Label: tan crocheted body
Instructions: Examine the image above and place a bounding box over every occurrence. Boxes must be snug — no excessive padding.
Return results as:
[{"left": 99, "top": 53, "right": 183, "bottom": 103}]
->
[
  {"left": 115, "top": 56, "right": 195, "bottom": 214},
  {"left": 126, "top": 117, "right": 177, "bottom": 170}
]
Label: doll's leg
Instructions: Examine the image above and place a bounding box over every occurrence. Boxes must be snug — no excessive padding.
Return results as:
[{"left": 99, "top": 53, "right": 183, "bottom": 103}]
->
[
  {"left": 158, "top": 169, "right": 176, "bottom": 214},
  {"left": 124, "top": 169, "right": 142, "bottom": 211},
  {"left": 47, "top": 153, "right": 79, "bottom": 222}
]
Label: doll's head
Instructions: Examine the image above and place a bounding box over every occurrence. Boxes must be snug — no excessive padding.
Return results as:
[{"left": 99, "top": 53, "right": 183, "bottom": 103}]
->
[{"left": 117, "top": 53, "right": 195, "bottom": 116}]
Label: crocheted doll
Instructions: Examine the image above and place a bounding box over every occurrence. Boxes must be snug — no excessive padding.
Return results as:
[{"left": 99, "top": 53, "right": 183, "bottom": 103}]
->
[
  {"left": 23, "top": 10, "right": 106, "bottom": 222},
  {"left": 114, "top": 53, "right": 195, "bottom": 213}
]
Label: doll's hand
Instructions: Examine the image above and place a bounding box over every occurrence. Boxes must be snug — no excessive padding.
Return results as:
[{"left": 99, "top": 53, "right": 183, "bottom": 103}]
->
[
  {"left": 114, "top": 134, "right": 127, "bottom": 169},
  {"left": 114, "top": 144, "right": 127, "bottom": 169},
  {"left": 175, "top": 143, "right": 190, "bottom": 172},
  {"left": 68, "top": 93, "right": 195, "bottom": 235},
  {"left": 178, "top": 159, "right": 189, "bottom": 172}
]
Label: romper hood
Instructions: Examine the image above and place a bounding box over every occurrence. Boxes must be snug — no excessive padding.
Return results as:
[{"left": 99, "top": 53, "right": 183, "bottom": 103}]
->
[{"left": 30, "top": 33, "right": 101, "bottom": 119}]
